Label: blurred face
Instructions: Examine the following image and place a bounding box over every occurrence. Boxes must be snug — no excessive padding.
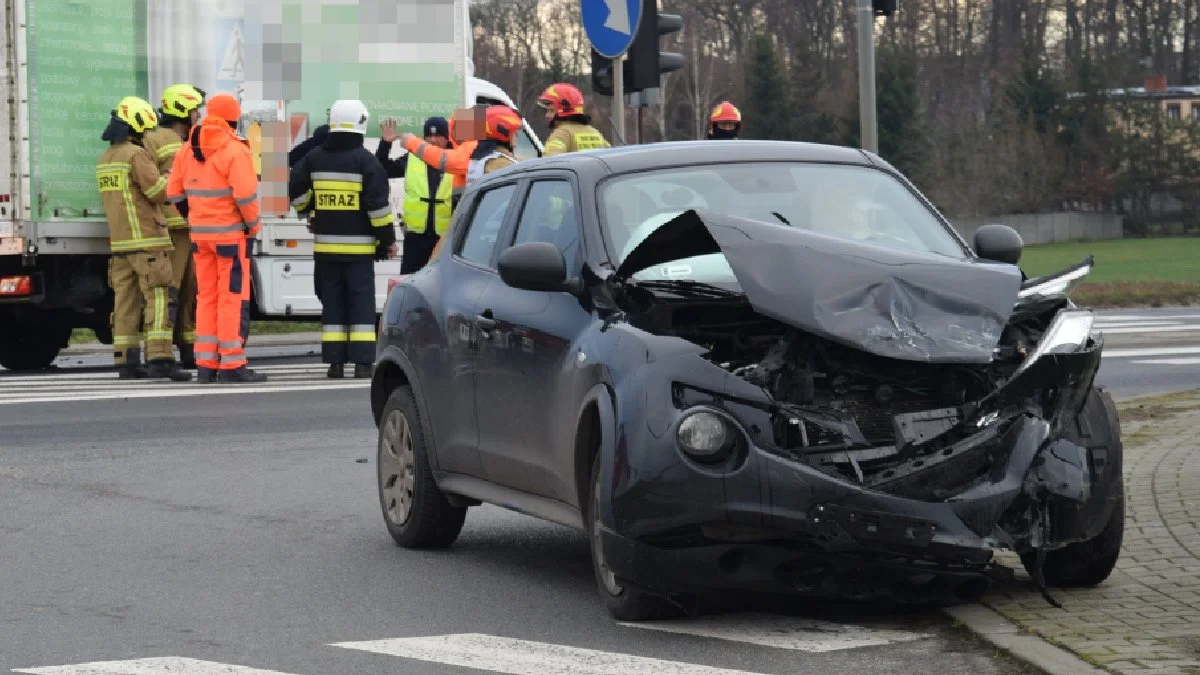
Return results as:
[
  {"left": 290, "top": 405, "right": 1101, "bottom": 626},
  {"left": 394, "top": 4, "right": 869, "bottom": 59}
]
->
[
  {"left": 716, "top": 121, "right": 738, "bottom": 132},
  {"left": 451, "top": 107, "right": 485, "bottom": 143}
]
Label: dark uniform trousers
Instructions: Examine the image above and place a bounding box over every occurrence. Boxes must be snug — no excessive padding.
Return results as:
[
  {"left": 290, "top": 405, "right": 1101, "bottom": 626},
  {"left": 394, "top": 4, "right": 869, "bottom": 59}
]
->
[{"left": 316, "top": 260, "right": 376, "bottom": 365}]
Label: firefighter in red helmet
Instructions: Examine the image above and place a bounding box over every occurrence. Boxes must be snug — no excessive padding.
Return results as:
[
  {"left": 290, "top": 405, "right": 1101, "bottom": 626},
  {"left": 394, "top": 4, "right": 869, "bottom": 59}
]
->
[
  {"left": 707, "top": 101, "right": 742, "bottom": 140},
  {"left": 537, "top": 83, "right": 610, "bottom": 156}
]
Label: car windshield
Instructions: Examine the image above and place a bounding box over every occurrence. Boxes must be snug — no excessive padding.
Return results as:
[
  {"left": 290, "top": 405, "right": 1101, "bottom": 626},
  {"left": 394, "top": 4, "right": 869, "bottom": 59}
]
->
[{"left": 598, "top": 162, "right": 968, "bottom": 283}]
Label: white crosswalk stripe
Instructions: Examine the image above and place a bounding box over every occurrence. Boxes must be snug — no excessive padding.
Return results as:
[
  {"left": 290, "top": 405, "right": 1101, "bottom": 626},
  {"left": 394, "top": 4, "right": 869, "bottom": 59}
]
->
[
  {"left": 0, "top": 363, "right": 368, "bottom": 406},
  {"left": 14, "top": 620, "right": 935, "bottom": 675},
  {"left": 1095, "top": 314, "right": 1200, "bottom": 368}
]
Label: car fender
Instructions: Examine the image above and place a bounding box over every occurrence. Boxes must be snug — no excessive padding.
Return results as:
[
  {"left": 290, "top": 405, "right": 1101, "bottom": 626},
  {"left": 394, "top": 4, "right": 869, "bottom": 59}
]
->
[
  {"left": 576, "top": 381, "right": 618, "bottom": 518},
  {"left": 370, "top": 345, "right": 444, "bottom": 469}
]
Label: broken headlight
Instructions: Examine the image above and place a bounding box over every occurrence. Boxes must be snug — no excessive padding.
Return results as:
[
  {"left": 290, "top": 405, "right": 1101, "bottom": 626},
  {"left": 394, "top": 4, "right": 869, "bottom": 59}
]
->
[{"left": 1014, "top": 309, "right": 1095, "bottom": 375}]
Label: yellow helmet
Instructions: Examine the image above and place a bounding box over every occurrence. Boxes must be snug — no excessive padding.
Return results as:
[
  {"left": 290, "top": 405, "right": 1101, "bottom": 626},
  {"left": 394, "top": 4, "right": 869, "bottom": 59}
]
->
[
  {"left": 160, "top": 84, "right": 206, "bottom": 120},
  {"left": 114, "top": 96, "right": 158, "bottom": 134}
]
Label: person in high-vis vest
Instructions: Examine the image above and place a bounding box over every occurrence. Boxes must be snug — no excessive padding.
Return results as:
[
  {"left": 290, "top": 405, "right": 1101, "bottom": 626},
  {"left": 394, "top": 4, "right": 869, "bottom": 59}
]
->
[
  {"left": 394, "top": 106, "right": 490, "bottom": 210},
  {"left": 465, "top": 105, "right": 521, "bottom": 186},
  {"left": 537, "top": 83, "right": 610, "bottom": 156},
  {"left": 143, "top": 83, "right": 206, "bottom": 368},
  {"left": 96, "top": 96, "right": 192, "bottom": 382},
  {"left": 707, "top": 101, "right": 742, "bottom": 140},
  {"left": 166, "top": 93, "right": 267, "bottom": 384},
  {"left": 289, "top": 99, "right": 396, "bottom": 379},
  {"left": 376, "top": 115, "right": 451, "bottom": 274}
]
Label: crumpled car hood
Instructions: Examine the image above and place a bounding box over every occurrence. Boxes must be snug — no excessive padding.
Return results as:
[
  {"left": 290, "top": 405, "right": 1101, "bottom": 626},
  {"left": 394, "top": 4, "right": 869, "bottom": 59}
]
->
[{"left": 615, "top": 209, "right": 1025, "bottom": 363}]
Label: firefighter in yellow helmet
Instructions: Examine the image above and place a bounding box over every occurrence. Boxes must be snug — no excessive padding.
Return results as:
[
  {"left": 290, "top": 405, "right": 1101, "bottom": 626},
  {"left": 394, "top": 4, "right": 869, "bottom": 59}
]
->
[
  {"left": 142, "top": 84, "right": 206, "bottom": 368},
  {"left": 537, "top": 83, "right": 610, "bottom": 156},
  {"left": 96, "top": 96, "right": 190, "bottom": 381}
]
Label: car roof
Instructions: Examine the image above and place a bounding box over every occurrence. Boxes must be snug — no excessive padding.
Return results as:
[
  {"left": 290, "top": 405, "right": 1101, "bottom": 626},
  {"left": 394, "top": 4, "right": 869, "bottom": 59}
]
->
[{"left": 507, "top": 140, "right": 876, "bottom": 176}]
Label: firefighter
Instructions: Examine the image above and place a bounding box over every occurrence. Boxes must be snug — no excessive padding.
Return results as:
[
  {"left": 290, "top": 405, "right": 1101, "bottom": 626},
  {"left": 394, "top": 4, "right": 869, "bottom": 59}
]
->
[
  {"left": 96, "top": 96, "right": 191, "bottom": 382},
  {"left": 707, "top": 101, "right": 742, "bottom": 140},
  {"left": 166, "top": 93, "right": 267, "bottom": 383},
  {"left": 288, "top": 99, "right": 396, "bottom": 379},
  {"left": 465, "top": 105, "right": 522, "bottom": 185},
  {"left": 143, "top": 83, "right": 206, "bottom": 368},
  {"left": 538, "top": 83, "right": 610, "bottom": 156},
  {"left": 377, "top": 115, "right": 451, "bottom": 274}
]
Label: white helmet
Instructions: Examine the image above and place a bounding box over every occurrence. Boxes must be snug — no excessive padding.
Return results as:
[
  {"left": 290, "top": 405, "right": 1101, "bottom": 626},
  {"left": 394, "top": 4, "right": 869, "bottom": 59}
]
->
[{"left": 328, "top": 99, "right": 369, "bottom": 134}]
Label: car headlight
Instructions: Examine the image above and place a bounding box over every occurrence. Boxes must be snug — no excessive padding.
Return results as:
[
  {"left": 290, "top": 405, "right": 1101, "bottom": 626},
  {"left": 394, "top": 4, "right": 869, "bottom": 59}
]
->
[
  {"left": 1015, "top": 309, "right": 1095, "bottom": 375},
  {"left": 676, "top": 410, "right": 735, "bottom": 460}
]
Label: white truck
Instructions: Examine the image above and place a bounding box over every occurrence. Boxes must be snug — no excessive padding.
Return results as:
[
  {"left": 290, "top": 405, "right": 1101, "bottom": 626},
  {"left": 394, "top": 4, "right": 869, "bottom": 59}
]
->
[{"left": 0, "top": 0, "right": 542, "bottom": 370}]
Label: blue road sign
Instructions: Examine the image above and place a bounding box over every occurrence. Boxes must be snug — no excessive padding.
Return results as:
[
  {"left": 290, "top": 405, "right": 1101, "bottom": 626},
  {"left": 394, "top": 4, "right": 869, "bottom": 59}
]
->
[{"left": 581, "top": 0, "right": 643, "bottom": 59}]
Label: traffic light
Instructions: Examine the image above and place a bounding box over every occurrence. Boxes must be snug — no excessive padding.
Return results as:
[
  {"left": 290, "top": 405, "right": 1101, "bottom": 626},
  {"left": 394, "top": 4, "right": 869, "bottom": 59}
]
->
[
  {"left": 624, "top": 1, "right": 684, "bottom": 94},
  {"left": 591, "top": 48, "right": 614, "bottom": 97},
  {"left": 872, "top": 0, "right": 897, "bottom": 16}
]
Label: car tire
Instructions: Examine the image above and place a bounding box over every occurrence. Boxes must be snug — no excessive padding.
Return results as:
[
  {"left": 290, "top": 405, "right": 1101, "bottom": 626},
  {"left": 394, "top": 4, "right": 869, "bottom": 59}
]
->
[
  {"left": 587, "top": 454, "right": 681, "bottom": 622},
  {"left": 377, "top": 385, "right": 466, "bottom": 549},
  {"left": 1019, "top": 388, "right": 1125, "bottom": 587}
]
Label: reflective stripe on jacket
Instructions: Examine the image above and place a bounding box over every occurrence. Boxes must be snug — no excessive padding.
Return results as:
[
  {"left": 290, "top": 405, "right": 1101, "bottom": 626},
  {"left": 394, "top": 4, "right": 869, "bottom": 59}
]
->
[
  {"left": 142, "top": 127, "right": 188, "bottom": 230},
  {"left": 166, "top": 117, "right": 261, "bottom": 243},
  {"left": 288, "top": 141, "right": 395, "bottom": 259},
  {"left": 543, "top": 122, "right": 610, "bottom": 156},
  {"left": 465, "top": 150, "right": 516, "bottom": 187},
  {"left": 403, "top": 153, "right": 453, "bottom": 236},
  {"left": 96, "top": 141, "right": 172, "bottom": 253}
]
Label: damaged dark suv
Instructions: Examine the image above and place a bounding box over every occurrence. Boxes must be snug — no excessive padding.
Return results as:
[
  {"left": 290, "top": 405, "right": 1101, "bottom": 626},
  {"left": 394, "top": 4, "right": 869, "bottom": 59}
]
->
[{"left": 370, "top": 140, "right": 1124, "bottom": 621}]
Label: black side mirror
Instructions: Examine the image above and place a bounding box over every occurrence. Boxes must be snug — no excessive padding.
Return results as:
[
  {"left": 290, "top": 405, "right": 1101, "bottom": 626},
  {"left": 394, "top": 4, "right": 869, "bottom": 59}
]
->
[
  {"left": 498, "top": 241, "right": 571, "bottom": 292},
  {"left": 973, "top": 223, "right": 1023, "bottom": 265}
]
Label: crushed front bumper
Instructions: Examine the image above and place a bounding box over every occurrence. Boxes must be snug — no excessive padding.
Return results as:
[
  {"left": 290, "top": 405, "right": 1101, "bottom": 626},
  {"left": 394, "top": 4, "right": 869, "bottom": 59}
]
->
[{"left": 602, "top": 341, "right": 1111, "bottom": 603}]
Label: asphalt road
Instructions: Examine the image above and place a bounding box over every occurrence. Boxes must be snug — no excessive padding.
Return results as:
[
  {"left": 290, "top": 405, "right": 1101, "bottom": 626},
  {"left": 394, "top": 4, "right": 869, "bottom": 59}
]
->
[{"left": 1, "top": 306, "right": 1197, "bottom": 675}]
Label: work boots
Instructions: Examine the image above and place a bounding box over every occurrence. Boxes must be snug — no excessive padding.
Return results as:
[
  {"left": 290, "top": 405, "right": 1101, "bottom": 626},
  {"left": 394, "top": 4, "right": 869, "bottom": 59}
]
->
[
  {"left": 354, "top": 364, "right": 372, "bottom": 379},
  {"left": 327, "top": 363, "right": 344, "bottom": 379},
  {"left": 118, "top": 348, "right": 148, "bottom": 379},
  {"left": 196, "top": 367, "right": 217, "bottom": 384},
  {"left": 216, "top": 367, "right": 268, "bottom": 383},
  {"left": 147, "top": 359, "right": 193, "bottom": 382},
  {"left": 177, "top": 344, "right": 197, "bottom": 369}
]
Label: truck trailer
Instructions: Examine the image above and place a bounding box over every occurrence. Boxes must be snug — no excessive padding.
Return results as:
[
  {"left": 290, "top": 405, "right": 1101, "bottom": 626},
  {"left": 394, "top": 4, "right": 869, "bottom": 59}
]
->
[{"left": 0, "top": 0, "right": 542, "bottom": 370}]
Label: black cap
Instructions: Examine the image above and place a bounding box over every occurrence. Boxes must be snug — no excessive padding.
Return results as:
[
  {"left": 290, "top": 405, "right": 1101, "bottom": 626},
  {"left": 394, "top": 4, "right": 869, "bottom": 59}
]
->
[{"left": 423, "top": 116, "right": 449, "bottom": 138}]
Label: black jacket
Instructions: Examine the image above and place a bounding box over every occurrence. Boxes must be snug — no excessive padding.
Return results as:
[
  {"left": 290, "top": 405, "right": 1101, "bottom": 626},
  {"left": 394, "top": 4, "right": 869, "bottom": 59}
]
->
[
  {"left": 375, "top": 138, "right": 445, "bottom": 236},
  {"left": 289, "top": 124, "right": 330, "bottom": 167},
  {"left": 289, "top": 133, "right": 396, "bottom": 261}
]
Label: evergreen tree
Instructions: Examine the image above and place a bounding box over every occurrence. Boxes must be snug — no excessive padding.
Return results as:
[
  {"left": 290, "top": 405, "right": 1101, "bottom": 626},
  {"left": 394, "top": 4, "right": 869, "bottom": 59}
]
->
[
  {"left": 843, "top": 45, "right": 928, "bottom": 179},
  {"left": 742, "top": 34, "right": 792, "bottom": 140}
]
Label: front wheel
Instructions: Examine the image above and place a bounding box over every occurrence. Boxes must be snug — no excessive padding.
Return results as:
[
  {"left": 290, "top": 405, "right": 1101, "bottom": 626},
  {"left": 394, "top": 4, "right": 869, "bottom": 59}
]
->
[
  {"left": 377, "top": 385, "right": 466, "bottom": 549},
  {"left": 587, "top": 454, "right": 681, "bottom": 622},
  {"left": 0, "top": 320, "right": 71, "bottom": 371}
]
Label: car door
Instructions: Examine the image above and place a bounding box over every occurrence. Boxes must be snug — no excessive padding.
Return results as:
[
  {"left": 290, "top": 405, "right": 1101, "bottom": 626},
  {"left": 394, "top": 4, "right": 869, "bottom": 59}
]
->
[
  {"left": 420, "top": 181, "right": 521, "bottom": 479},
  {"left": 473, "top": 174, "right": 593, "bottom": 502}
]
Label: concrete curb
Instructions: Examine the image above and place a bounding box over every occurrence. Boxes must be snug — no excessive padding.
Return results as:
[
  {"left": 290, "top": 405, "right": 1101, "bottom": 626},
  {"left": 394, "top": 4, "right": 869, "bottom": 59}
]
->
[{"left": 943, "top": 604, "right": 1109, "bottom": 675}]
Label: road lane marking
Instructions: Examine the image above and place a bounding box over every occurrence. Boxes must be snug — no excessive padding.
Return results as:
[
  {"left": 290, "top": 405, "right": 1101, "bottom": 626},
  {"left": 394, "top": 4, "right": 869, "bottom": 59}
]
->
[
  {"left": 1096, "top": 325, "right": 1200, "bottom": 335},
  {"left": 0, "top": 381, "right": 368, "bottom": 405},
  {"left": 1103, "top": 346, "right": 1200, "bottom": 358},
  {"left": 331, "top": 633, "right": 770, "bottom": 675},
  {"left": 618, "top": 613, "right": 932, "bottom": 652},
  {"left": 1130, "top": 357, "right": 1200, "bottom": 366},
  {"left": 13, "top": 657, "right": 302, "bottom": 675}
]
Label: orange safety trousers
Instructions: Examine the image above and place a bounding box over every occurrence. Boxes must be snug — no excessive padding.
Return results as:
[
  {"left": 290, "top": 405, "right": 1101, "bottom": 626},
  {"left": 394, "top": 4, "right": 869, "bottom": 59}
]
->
[{"left": 192, "top": 238, "right": 251, "bottom": 370}]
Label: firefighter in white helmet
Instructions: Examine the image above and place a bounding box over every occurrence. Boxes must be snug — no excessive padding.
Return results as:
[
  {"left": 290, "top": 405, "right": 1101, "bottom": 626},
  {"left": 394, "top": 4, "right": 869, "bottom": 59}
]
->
[{"left": 288, "top": 99, "right": 396, "bottom": 379}]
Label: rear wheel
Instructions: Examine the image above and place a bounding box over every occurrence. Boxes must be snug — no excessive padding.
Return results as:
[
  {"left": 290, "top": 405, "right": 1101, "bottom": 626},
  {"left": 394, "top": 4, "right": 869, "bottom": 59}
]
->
[
  {"left": 0, "top": 320, "right": 71, "bottom": 371},
  {"left": 587, "top": 454, "right": 682, "bottom": 621},
  {"left": 377, "top": 386, "right": 466, "bottom": 549}
]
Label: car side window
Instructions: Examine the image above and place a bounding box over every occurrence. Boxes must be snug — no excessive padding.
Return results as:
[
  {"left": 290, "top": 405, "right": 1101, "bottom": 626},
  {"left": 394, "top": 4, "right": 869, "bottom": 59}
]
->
[
  {"left": 511, "top": 180, "right": 580, "bottom": 269},
  {"left": 458, "top": 184, "right": 517, "bottom": 267}
]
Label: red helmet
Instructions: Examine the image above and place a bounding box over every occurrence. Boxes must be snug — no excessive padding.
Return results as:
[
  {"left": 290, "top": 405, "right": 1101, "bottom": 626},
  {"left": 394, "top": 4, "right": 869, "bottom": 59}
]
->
[
  {"left": 484, "top": 105, "right": 522, "bottom": 145},
  {"left": 710, "top": 101, "right": 742, "bottom": 124},
  {"left": 537, "top": 83, "right": 586, "bottom": 119}
]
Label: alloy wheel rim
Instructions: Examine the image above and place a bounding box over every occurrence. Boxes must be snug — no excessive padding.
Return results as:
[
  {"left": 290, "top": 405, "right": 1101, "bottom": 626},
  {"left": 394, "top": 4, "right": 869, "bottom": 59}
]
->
[{"left": 380, "top": 409, "right": 416, "bottom": 525}]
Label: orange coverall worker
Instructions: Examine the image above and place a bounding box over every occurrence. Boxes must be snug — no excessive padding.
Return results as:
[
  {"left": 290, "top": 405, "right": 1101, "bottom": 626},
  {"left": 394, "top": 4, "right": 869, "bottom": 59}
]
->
[{"left": 166, "top": 95, "right": 266, "bottom": 383}]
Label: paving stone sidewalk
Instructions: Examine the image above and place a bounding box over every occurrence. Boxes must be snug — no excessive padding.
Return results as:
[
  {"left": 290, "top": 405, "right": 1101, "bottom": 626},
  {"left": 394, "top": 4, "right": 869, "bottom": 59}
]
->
[{"left": 980, "top": 390, "right": 1200, "bottom": 675}]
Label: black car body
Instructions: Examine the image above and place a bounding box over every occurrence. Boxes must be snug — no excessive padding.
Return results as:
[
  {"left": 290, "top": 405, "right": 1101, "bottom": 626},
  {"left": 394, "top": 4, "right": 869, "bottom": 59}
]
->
[{"left": 370, "top": 140, "right": 1124, "bottom": 620}]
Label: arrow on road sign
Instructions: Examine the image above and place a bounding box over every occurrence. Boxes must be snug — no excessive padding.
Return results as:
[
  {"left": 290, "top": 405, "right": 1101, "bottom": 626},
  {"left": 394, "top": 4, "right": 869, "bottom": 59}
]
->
[{"left": 603, "top": 0, "right": 631, "bottom": 34}]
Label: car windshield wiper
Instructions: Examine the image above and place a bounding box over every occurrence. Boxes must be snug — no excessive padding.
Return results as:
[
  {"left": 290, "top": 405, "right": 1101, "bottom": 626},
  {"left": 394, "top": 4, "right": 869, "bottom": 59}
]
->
[{"left": 630, "top": 279, "right": 745, "bottom": 299}]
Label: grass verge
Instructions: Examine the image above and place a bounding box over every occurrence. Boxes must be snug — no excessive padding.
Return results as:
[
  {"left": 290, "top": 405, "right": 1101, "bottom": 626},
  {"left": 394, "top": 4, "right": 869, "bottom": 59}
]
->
[
  {"left": 69, "top": 321, "right": 321, "bottom": 345},
  {"left": 1020, "top": 237, "right": 1200, "bottom": 307}
]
